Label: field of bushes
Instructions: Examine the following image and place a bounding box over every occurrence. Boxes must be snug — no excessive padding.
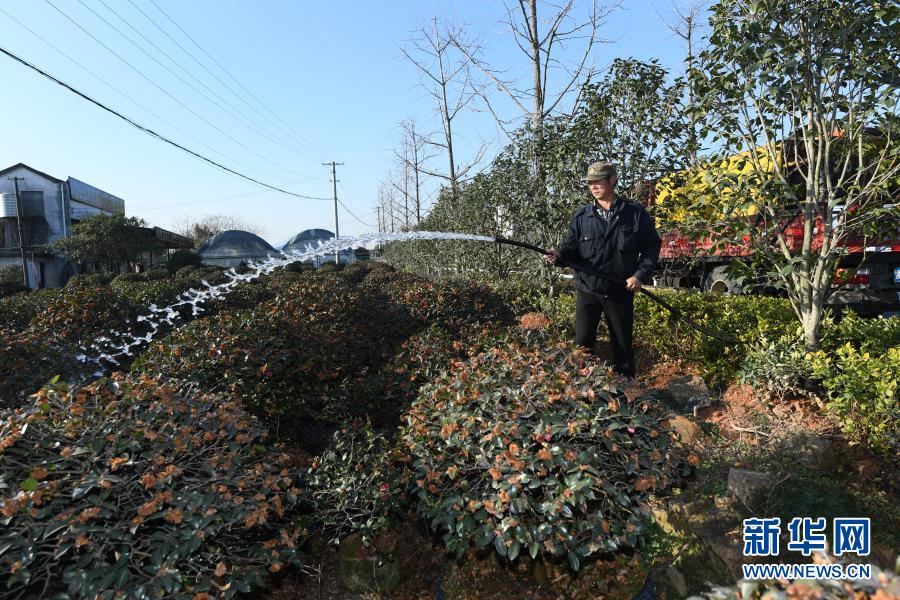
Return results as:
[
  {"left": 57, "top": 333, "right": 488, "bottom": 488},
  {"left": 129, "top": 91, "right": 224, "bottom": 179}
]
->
[{"left": 0, "top": 261, "right": 897, "bottom": 599}]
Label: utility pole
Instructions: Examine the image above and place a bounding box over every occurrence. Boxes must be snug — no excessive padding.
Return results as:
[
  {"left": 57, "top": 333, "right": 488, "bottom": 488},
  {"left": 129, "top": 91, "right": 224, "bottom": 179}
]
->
[
  {"left": 8, "top": 177, "right": 28, "bottom": 287},
  {"left": 323, "top": 161, "right": 344, "bottom": 263}
]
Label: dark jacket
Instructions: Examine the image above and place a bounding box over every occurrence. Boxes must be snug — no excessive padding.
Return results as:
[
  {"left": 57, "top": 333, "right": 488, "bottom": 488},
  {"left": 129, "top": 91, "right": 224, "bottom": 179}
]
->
[{"left": 558, "top": 196, "right": 662, "bottom": 297}]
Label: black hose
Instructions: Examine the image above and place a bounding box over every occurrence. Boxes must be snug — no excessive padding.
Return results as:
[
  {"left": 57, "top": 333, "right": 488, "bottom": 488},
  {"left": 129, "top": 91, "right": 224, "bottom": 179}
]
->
[{"left": 494, "top": 237, "right": 743, "bottom": 345}]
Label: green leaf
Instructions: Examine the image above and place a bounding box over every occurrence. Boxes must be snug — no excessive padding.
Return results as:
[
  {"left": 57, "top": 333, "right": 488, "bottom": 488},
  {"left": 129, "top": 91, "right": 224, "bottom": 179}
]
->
[
  {"left": 21, "top": 478, "right": 38, "bottom": 492},
  {"left": 493, "top": 535, "right": 507, "bottom": 558},
  {"left": 508, "top": 541, "right": 521, "bottom": 561},
  {"left": 567, "top": 550, "right": 580, "bottom": 572}
]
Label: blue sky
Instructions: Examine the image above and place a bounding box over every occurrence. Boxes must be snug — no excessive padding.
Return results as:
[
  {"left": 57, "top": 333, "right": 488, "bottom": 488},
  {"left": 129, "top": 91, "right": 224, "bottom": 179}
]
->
[{"left": 0, "top": 0, "right": 694, "bottom": 245}]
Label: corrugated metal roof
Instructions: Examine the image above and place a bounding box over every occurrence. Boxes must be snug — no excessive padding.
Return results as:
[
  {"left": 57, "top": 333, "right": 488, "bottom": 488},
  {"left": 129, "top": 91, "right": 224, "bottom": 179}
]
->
[{"left": 67, "top": 177, "right": 125, "bottom": 213}]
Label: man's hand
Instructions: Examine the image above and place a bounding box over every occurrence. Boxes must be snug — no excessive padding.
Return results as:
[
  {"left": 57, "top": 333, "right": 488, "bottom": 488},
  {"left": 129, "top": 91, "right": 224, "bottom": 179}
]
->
[
  {"left": 625, "top": 276, "right": 643, "bottom": 293},
  {"left": 544, "top": 250, "right": 562, "bottom": 265}
]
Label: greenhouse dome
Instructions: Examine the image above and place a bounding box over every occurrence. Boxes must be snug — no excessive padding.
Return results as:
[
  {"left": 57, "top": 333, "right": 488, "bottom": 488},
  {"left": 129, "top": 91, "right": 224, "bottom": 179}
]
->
[
  {"left": 282, "top": 229, "right": 355, "bottom": 266},
  {"left": 197, "top": 230, "right": 279, "bottom": 267}
]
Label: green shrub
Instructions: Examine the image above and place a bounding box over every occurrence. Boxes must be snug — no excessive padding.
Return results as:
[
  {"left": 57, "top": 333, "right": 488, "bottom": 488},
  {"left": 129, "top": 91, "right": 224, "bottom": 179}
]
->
[
  {"left": 133, "top": 266, "right": 513, "bottom": 436},
  {"left": 0, "top": 264, "right": 22, "bottom": 284},
  {"left": 36, "top": 284, "right": 137, "bottom": 346},
  {"left": 738, "top": 331, "right": 813, "bottom": 399},
  {"left": 132, "top": 273, "right": 412, "bottom": 430},
  {"left": 0, "top": 333, "right": 82, "bottom": 408},
  {"left": 545, "top": 289, "right": 796, "bottom": 387},
  {"left": 167, "top": 249, "right": 202, "bottom": 274},
  {"left": 113, "top": 272, "right": 147, "bottom": 284},
  {"left": 317, "top": 261, "right": 340, "bottom": 272},
  {"left": 0, "top": 374, "right": 306, "bottom": 599},
  {"left": 401, "top": 337, "right": 689, "bottom": 570},
  {"left": 634, "top": 290, "right": 797, "bottom": 387},
  {"left": 145, "top": 267, "right": 170, "bottom": 281},
  {"left": 0, "top": 289, "right": 58, "bottom": 332},
  {"left": 279, "top": 261, "right": 314, "bottom": 274},
  {"left": 739, "top": 314, "right": 899, "bottom": 453},
  {"left": 65, "top": 272, "right": 116, "bottom": 287},
  {"left": 487, "top": 275, "right": 551, "bottom": 315},
  {"left": 0, "top": 285, "right": 140, "bottom": 405},
  {"left": 808, "top": 345, "right": 899, "bottom": 453},
  {"left": 308, "top": 425, "right": 408, "bottom": 548},
  {"left": 819, "top": 311, "right": 900, "bottom": 353}
]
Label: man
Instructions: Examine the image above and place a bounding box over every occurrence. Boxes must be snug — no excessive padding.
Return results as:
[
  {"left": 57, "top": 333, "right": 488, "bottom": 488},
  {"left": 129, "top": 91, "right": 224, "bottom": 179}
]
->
[{"left": 545, "top": 162, "right": 661, "bottom": 378}]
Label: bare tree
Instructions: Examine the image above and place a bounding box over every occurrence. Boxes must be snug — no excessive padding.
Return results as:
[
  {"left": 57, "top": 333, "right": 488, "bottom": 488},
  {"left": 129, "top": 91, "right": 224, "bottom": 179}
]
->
[
  {"left": 172, "top": 214, "right": 265, "bottom": 248},
  {"left": 451, "top": 0, "right": 618, "bottom": 140},
  {"left": 377, "top": 181, "right": 402, "bottom": 233},
  {"left": 392, "top": 119, "right": 441, "bottom": 225},
  {"left": 656, "top": 0, "right": 709, "bottom": 164},
  {"left": 401, "top": 18, "right": 489, "bottom": 198}
]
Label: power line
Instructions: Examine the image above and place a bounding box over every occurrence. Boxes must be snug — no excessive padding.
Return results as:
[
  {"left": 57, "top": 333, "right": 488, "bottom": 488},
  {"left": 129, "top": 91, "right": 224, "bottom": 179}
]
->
[
  {"left": 146, "top": 0, "right": 333, "bottom": 160},
  {"left": 85, "top": 0, "right": 324, "bottom": 167},
  {"left": 0, "top": 5, "right": 290, "bottom": 184},
  {"left": 0, "top": 44, "right": 331, "bottom": 200},
  {"left": 337, "top": 193, "right": 373, "bottom": 228},
  {"left": 130, "top": 180, "right": 330, "bottom": 210},
  {"left": 124, "top": 0, "right": 326, "bottom": 164},
  {"left": 43, "top": 0, "right": 308, "bottom": 179}
]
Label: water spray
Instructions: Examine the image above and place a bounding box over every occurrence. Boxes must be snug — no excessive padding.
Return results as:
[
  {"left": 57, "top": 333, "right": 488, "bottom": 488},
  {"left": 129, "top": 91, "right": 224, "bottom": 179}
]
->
[{"left": 493, "top": 237, "right": 742, "bottom": 344}]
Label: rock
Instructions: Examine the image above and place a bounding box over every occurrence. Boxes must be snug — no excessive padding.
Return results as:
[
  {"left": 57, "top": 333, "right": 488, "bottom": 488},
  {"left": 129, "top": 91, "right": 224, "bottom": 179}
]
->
[
  {"left": 651, "top": 504, "right": 677, "bottom": 535},
  {"left": 339, "top": 532, "right": 401, "bottom": 593},
  {"left": 663, "top": 498, "right": 744, "bottom": 581},
  {"left": 668, "top": 375, "right": 711, "bottom": 409},
  {"left": 726, "top": 468, "right": 775, "bottom": 506},
  {"left": 792, "top": 435, "right": 839, "bottom": 470},
  {"left": 666, "top": 565, "right": 689, "bottom": 597},
  {"left": 739, "top": 580, "right": 761, "bottom": 598},
  {"left": 668, "top": 415, "right": 703, "bottom": 445}
]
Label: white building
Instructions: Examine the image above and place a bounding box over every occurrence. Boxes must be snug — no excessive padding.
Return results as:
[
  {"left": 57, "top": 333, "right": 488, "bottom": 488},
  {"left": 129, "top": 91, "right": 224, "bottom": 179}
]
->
[{"left": 0, "top": 163, "right": 125, "bottom": 288}]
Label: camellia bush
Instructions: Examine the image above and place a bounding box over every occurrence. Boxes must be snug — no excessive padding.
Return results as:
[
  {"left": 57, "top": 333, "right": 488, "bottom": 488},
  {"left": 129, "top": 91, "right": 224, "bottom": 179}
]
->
[
  {"left": 0, "top": 374, "right": 306, "bottom": 599},
  {"left": 134, "top": 263, "right": 514, "bottom": 437},
  {"left": 307, "top": 425, "right": 409, "bottom": 548},
  {"left": 0, "top": 270, "right": 263, "bottom": 407},
  {"left": 401, "top": 334, "right": 690, "bottom": 571}
]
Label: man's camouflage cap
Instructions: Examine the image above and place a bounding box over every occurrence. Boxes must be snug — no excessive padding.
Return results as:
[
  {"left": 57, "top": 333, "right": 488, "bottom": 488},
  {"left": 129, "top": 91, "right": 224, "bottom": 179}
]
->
[{"left": 583, "top": 161, "right": 617, "bottom": 182}]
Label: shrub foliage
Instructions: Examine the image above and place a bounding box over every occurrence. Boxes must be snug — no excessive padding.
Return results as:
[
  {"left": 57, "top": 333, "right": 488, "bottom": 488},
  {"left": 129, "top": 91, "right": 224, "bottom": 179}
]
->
[
  {"left": 402, "top": 336, "right": 689, "bottom": 570},
  {"left": 134, "top": 263, "right": 513, "bottom": 436},
  {"left": 0, "top": 374, "right": 306, "bottom": 599}
]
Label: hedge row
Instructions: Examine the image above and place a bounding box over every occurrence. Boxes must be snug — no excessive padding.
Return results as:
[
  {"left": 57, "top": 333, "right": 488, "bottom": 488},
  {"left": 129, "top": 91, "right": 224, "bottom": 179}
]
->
[
  {"left": 0, "top": 267, "right": 273, "bottom": 407},
  {"left": 0, "top": 374, "right": 306, "bottom": 599},
  {"left": 133, "top": 262, "right": 515, "bottom": 441}
]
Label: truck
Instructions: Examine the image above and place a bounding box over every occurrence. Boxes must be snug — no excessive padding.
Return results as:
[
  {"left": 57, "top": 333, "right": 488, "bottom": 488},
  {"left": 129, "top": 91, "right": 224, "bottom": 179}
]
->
[{"left": 647, "top": 144, "right": 900, "bottom": 316}]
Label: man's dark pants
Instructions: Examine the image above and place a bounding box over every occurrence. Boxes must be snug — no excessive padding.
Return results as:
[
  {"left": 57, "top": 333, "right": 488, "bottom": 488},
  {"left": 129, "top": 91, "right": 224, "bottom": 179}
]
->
[{"left": 574, "top": 289, "right": 635, "bottom": 377}]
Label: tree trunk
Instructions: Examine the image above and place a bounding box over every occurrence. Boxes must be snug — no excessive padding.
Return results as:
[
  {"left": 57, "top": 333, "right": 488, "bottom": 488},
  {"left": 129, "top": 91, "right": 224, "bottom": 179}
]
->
[
  {"left": 528, "top": 0, "right": 545, "bottom": 183},
  {"left": 799, "top": 302, "right": 822, "bottom": 351}
]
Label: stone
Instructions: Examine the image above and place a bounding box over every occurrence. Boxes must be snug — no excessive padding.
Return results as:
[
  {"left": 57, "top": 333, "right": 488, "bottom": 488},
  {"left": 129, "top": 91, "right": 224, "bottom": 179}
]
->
[
  {"left": 668, "top": 415, "right": 703, "bottom": 446},
  {"left": 726, "top": 468, "right": 775, "bottom": 506},
  {"left": 789, "top": 434, "right": 839, "bottom": 470},
  {"left": 651, "top": 504, "right": 677, "bottom": 535},
  {"left": 666, "top": 565, "right": 689, "bottom": 597},
  {"left": 661, "top": 498, "right": 744, "bottom": 581},
  {"left": 339, "top": 532, "right": 401, "bottom": 593},
  {"left": 668, "top": 375, "right": 711, "bottom": 409},
  {"left": 739, "top": 580, "right": 761, "bottom": 598}
]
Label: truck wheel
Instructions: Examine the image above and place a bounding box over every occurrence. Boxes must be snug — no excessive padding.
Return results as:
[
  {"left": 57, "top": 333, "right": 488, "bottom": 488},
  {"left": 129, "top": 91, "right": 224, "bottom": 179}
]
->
[{"left": 703, "top": 265, "right": 743, "bottom": 295}]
